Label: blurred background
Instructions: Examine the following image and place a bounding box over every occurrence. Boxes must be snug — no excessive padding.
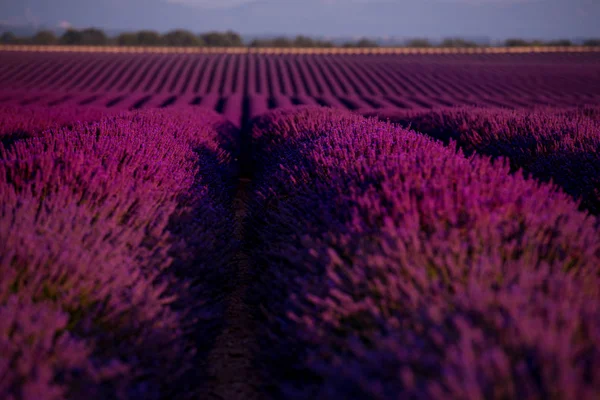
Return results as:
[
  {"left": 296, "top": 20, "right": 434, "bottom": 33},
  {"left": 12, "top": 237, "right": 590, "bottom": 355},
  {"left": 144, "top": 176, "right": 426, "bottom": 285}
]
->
[{"left": 1, "top": 0, "right": 599, "bottom": 47}]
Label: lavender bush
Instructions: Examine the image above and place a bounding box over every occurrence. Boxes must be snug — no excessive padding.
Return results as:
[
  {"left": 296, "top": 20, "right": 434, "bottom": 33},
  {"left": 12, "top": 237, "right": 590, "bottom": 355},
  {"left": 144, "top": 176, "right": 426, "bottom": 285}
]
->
[
  {"left": 0, "top": 104, "right": 117, "bottom": 145},
  {"left": 247, "top": 107, "right": 600, "bottom": 399},
  {"left": 0, "top": 106, "right": 238, "bottom": 399},
  {"left": 364, "top": 105, "right": 600, "bottom": 214}
]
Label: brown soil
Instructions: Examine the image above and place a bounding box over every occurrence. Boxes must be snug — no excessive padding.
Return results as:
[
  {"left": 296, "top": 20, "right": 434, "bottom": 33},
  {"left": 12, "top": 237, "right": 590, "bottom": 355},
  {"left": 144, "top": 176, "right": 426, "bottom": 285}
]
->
[{"left": 202, "top": 177, "right": 263, "bottom": 400}]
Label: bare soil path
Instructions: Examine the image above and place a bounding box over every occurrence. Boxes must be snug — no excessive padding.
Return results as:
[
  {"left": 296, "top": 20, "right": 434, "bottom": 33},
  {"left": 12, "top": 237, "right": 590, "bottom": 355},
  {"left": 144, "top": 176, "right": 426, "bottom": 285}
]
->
[{"left": 202, "top": 177, "right": 263, "bottom": 400}]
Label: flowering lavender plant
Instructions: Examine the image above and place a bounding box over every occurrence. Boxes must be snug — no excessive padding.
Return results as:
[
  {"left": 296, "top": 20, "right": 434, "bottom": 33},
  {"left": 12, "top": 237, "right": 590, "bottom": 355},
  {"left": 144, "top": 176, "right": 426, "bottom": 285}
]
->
[
  {"left": 248, "top": 107, "right": 600, "bottom": 399},
  {"left": 365, "top": 105, "right": 600, "bottom": 214},
  {"left": 0, "top": 106, "right": 239, "bottom": 399}
]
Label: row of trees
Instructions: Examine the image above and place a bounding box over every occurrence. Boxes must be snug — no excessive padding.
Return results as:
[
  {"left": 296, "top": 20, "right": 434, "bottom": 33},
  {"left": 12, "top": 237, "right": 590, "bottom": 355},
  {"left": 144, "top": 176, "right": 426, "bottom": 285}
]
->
[
  {"left": 503, "top": 38, "right": 600, "bottom": 47},
  {"left": 248, "top": 36, "right": 380, "bottom": 48},
  {"left": 2, "top": 29, "right": 600, "bottom": 48},
  {"left": 0, "top": 29, "right": 244, "bottom": 47},
  {"left": 404, "top": 37, "right": 600, "bottom": 48}
]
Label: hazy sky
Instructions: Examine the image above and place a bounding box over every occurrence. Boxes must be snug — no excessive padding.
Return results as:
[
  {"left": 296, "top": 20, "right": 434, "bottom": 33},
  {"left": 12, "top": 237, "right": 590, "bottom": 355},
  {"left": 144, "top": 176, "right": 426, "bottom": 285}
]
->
[{"left": 1, "top": 0, "right": 599, "bottom": 39}]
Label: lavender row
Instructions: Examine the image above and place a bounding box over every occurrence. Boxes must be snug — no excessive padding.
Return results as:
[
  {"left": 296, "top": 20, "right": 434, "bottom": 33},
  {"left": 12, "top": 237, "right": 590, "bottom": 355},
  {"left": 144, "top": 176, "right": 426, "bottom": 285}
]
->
[
  {"left": 0, "top": 107, "right": 239, "bottom": 400},
  {"left": 2, "top": 52, "right": 599, "bottom": 109},
  {"left": 246, "top": 107, "right": 600, "bottom": 399},
  {"left": 364, "top": 105, "right": 600, "bottom": 214},
  {"left": 0, "top": 104, "right": 119, "bottom": 144}
]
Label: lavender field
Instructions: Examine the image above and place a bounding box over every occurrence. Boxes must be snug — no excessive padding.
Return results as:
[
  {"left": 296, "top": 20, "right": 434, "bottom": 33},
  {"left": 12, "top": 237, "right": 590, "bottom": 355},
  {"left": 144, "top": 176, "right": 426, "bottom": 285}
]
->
[
  {"left": 1, "top": 49, "right": 600, "bottom": 400},
  {"left": 1, "top": 51, "right": 600, "bottom": 126}
]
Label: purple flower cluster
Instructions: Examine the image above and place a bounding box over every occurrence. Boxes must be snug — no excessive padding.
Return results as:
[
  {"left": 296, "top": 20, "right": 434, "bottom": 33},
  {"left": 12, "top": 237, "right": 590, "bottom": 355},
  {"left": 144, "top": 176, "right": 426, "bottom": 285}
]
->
[
  {"left": 247, "top": 107, "right": 600, "bottom": 399},
  {"left": 0, "top": 104, "right": 118, "bottom": 144},
  {"left": 364, "top": 105, "right": 600, "bottom": 214},
  {"left": 0, "top": 107, "right": 238, "bottom": 399}
]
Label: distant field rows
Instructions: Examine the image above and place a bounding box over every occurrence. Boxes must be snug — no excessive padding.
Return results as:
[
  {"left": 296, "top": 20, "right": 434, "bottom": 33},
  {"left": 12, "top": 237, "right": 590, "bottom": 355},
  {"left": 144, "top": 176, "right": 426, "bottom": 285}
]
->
[{"left": 2, "top": 51, "right": 600, "bottom": 126}]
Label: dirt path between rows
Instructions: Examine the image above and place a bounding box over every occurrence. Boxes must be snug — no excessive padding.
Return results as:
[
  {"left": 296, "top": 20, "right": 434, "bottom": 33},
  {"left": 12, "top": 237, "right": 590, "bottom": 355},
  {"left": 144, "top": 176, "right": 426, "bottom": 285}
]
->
[{"left": 203, "top": 177, "right": 263, "bottom": 400}]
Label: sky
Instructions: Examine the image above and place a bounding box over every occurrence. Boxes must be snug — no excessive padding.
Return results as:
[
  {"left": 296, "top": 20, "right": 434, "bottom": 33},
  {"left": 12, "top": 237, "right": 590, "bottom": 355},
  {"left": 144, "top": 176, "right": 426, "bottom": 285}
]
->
[{"left": 0, "top": 0, "right": 599, "bottom": 40}]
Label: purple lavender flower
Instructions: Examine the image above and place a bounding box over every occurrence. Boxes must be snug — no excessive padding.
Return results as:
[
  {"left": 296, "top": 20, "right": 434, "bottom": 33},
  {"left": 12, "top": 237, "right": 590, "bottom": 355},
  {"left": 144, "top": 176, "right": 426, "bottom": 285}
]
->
[
  {"left": 0, "top": 106, "right": 239, "bottom": 399},
  {"left": 364, "top": 105, "right": 600, "bottom": 214},
  {"left": 248, "top": 107, "right": 600, "bottom": 399}
]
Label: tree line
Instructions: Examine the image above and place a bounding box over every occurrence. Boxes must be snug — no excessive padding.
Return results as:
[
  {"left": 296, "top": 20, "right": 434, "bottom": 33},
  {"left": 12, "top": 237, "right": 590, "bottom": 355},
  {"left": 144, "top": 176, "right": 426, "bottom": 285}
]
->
[
  {"left": 1, "top": 28, "right": 599, "bottom": 48},
  {"left": 403, "top": 37, "right": 600, "bottom": 48},
  {"left": 0, "top": 29, "right": 245, "bottom": 47}
]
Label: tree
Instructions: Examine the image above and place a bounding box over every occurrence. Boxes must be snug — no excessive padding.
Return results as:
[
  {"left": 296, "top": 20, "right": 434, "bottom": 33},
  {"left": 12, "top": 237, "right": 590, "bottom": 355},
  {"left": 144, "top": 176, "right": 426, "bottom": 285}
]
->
[
  {"left": 225, "top": 30, "right": 243, "bottom": 46},
  {"left": 250, "top": 35, "right": 333, "bottom": 48},
  {"left": 314, "top": 39, "right": 334, "bottom": 48},
  {"left": 199, "top": 31, "right": 243, "bottom": 47},
  {"left": 60, "top": 29, "right": 83, "bottom": 45},
  {"left": 271, "top": 37, "right": 294, "bottom": 47},
  {"left": 356, "top": 38, "right": 379, "bottom": 48},
  {"left": 200, "top": 30, "right": 242, "bottom": 47},
  {"left": 32, "top": 30, "right": 58, "bottom": 45},
  {"left": 137, "top": 30, "right": 162, "bottom": 46},
  {"left": 405, "top": 38, "right": 432, "bottom": 47},
  {"left": 504, "top": 38, "right": 530, "bottom": 47},
  {"left": 162, "top": 30, "right": 202, "bottom": 46},
  {"left": 81, "top": 28, "right": 108, "bottom": 45},
  {"left": 59, "top": 28, "right": 107, "bottom": 45},
  {"left": 583, "top": 38, "right": 600, "bottom": 47},
  {"left": 116, "top": 32, "right": 138, "bottom": 46},
  {"left": 250, "top": 37, "right": 294, "bottom": 47},
  {"left": 0, "top": 32, "right": 17, "bottom": 44},
  {"left": 342, "top": 38, "right": 378, "bottom": 48},
  {"left": 547, "top": 39, "right": 572, "bottom": 46},
  {"left": 294, "top": 35, "right": 315, "bottom": 47},
  {"left": 440, "top": 37, "right": 478, "bottom": 48},
  {"left": 249, "top": 39, "right": 266, "bottom": 47}
]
